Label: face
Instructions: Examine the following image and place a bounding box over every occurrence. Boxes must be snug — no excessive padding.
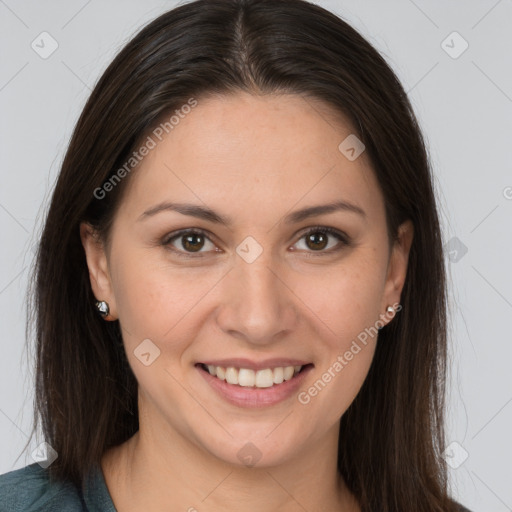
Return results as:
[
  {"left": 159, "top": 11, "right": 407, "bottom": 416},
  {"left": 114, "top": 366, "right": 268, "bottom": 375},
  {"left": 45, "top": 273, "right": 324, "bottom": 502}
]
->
[{"left": 81, "top": 92, "right": 413, "bottom": 468}]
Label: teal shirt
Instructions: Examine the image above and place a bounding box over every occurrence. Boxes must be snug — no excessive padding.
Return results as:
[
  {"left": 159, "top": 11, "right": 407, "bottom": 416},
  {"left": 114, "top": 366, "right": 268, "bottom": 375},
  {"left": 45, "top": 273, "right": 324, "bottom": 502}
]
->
[{"left": 0, "top": 463, "right": 116, "bottom": 512}]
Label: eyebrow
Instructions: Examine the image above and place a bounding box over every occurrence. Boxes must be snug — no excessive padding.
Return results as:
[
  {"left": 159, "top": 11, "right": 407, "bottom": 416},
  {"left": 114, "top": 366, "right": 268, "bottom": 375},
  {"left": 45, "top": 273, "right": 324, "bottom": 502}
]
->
[{"left": 138, "top": 200, "right": 366, "bottom": 225}]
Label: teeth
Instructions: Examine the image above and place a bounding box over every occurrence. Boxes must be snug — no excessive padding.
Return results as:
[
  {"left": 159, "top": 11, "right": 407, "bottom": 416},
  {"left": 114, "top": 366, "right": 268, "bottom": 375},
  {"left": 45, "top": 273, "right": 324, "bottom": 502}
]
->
[
  {"left": 255, "top": 369, "right": 274, "bottom": 388},
  {"left": 283, "top": 366, "right": 295, "bottom": 381},
  {"left": 225, "top": 367, "right": 238, "bottom": 385},
  {"left": 204, "top": 364, "right": 303, "bottom": 388},
  {"left": 238, "top": 368, "right": 255, "bottom": 387},
  {"left": 273, "top": 367, "right": 284, "bottom": 384}
]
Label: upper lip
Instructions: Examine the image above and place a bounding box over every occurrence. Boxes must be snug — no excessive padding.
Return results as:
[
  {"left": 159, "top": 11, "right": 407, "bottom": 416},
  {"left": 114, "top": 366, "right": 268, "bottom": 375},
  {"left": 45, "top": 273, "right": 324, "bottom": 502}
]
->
[{"left": 198, "top": 358, "right": 312, "bottom": 371}]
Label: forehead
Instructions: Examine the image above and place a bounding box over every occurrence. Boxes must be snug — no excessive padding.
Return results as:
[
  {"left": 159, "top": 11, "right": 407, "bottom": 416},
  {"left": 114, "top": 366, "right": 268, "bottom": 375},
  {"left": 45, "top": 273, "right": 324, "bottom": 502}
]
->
[{"left": 118, "top": 92, "right": 384, "bottom": 226}]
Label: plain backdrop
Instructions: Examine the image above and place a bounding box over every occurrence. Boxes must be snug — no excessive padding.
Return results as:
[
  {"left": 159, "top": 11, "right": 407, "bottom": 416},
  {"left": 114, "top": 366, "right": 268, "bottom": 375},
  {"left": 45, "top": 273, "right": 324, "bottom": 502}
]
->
[{"left": 1, "top": 1, "right": 511, "bottom": 511}]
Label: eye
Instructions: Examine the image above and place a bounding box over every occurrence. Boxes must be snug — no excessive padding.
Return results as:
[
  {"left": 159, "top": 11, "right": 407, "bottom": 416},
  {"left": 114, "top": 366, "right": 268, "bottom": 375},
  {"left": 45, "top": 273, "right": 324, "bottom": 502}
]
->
[
  {"left": 161, "top": 226, "right": 350, "bottom": 258},
  {"left": 163, "top": 229, "right": 219, "bottom": 257},
  {"left": 292, "top": 226, "right": 349, "bottom": 254}
]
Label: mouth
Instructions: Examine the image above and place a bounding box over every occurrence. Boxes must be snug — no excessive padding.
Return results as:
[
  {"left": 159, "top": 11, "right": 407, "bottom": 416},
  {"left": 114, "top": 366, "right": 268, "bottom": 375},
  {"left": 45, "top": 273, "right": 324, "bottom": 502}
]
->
[
  {"left": 197, "top": 363, "right": 312, "bottom": 388},
  {"left": 195, "top": 361, "right": 314, "bottom": 408}
]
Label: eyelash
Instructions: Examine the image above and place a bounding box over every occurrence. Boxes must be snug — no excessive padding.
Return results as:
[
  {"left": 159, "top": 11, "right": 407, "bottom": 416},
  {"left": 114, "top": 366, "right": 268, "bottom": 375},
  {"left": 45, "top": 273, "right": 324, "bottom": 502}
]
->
[{"left": 161, "top": 226, "right": 350, "bottom": 259}]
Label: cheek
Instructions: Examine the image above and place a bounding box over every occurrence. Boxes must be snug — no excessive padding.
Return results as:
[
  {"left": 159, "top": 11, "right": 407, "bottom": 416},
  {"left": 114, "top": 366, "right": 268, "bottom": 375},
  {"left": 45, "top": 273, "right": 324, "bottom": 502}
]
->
[
  {"left": 291, "top": 251, "right": 385, "bottom": 418},
  {"left": 293, "top": 251, "right": 386, "bottom": 345},
  {"left": 110, "top": 255, "right": 216, "bottom": 403},
  {"left": 110, "top": 248, "right": 224, "bottom": 347},
  {"left": 299, "top": 345, "right": 375, "bottom": 434}
]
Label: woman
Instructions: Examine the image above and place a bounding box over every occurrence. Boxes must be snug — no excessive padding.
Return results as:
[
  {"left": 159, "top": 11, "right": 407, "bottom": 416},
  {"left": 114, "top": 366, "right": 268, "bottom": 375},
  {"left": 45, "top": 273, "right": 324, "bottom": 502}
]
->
[{"left": 0, "top": 0, "right": 472, "bottom": 510}]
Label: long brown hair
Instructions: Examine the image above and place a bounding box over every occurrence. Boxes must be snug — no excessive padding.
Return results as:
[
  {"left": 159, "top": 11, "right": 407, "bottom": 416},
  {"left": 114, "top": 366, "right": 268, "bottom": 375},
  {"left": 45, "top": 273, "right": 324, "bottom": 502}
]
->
[{"left": 29, "top": 1, "right": 457, "bottom": 510}]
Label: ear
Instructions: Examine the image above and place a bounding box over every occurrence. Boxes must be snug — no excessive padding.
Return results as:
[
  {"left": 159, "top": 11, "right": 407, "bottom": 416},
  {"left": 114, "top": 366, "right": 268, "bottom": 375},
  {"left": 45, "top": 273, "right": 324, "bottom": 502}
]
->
[
  {"left": 380, "top": 219, "right": 414, "bottom": 325},
  {"left": 79, "top": 222, "right": 117, "bottom": 320}
]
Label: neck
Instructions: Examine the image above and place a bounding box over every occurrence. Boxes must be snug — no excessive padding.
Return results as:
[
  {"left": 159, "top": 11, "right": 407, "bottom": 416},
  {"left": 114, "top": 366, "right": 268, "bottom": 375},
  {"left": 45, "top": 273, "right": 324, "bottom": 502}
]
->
[{"left": 101, "top": 411, "right": 359, "bottom": 511}]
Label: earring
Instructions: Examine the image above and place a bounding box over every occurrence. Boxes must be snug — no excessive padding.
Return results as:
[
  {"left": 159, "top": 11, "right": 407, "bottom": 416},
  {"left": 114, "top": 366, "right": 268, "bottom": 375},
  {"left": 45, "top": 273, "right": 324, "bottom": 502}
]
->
[
  {"left": 95, "top": 300, "right": 110, "bottom": 318},
  {"left": 378, "top": 305, "right": 397, "bottom": 331}
]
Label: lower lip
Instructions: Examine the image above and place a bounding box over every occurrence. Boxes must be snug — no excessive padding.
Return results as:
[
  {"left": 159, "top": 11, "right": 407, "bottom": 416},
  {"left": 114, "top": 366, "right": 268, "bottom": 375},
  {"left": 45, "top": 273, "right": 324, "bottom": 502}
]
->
[{"left": 196, "top": 364, "right": 313, "bottom": 408}]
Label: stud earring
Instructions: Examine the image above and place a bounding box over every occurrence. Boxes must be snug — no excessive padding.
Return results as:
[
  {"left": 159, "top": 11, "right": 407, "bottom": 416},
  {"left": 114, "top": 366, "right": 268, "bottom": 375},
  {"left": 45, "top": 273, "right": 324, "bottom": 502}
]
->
[
  {"left": 95, "top": 300, "right": 110, "bottom": 318},
  {"left": 378, "top": 304, "right": 398, "bottom": 331}
]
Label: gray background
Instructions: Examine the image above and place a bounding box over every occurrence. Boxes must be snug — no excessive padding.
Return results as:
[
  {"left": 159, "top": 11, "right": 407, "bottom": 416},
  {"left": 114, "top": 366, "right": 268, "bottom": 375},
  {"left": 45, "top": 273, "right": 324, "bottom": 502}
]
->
[{"left": 1, "top": 1, "right": 511, "bottom": 511}]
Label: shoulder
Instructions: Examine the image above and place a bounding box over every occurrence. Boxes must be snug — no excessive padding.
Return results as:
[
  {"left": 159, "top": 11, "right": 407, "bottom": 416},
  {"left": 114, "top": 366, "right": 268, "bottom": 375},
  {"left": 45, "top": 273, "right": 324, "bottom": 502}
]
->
[{"left": 0, "top": 463, "right": 86, "bottom": 512}]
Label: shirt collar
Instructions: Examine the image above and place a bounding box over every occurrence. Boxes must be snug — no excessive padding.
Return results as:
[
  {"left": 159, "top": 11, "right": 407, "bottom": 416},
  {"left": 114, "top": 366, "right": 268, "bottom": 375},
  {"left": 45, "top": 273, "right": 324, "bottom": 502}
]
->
[{"left": 82, "top": 463, "right": 117, "bottom": 512}]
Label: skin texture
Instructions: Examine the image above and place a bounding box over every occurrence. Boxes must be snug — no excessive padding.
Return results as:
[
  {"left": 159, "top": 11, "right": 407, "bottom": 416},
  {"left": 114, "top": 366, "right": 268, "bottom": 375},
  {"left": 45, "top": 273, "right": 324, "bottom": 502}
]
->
[{"left": 80, "top": 92, "right": 413, "bottom": 512}]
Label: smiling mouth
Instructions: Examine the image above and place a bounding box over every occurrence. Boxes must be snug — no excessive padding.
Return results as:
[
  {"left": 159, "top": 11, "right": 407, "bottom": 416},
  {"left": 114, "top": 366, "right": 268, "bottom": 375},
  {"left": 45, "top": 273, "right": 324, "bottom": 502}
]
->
[{"left": 197, "top": 363, "right": 313, "bottom": 389}]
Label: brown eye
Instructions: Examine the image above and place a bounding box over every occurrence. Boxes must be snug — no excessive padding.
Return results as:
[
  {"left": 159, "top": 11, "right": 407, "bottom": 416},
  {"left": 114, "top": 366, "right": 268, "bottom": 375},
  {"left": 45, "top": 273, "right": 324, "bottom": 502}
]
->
[
  {"left": 181, "top": 233, "right": 205, "bottom": 252},
  {"left": 293, "top": 227, "right": 349, "bottom": 254},
  {"left": 305, "top": 231, "right": 328, "bottom": 251},
  {"left": 164, "top": 229, "right": 217, "bottom": 256}
]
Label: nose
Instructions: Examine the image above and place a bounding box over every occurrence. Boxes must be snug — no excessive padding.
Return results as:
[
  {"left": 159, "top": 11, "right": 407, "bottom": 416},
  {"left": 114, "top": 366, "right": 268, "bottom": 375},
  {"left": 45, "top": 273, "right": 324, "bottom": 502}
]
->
[{"left": 215, "top": 251, "right": 298, "bottom": 345}]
